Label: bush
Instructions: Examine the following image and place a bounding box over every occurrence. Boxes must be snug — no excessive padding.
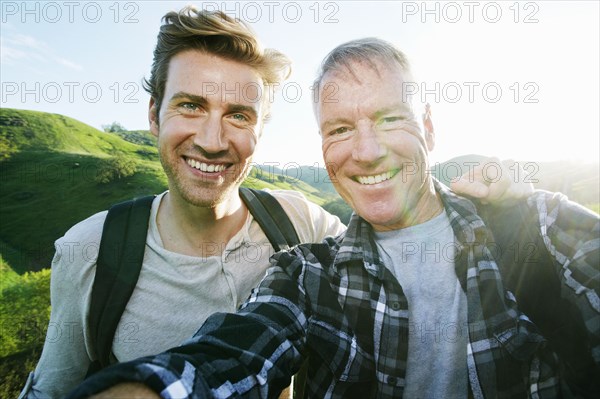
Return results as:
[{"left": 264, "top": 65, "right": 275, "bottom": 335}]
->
[
  {"left": 95, "top": 155, "right": 137, "bottom": 184},
  {"left": 0, "top": 257, "right": 49, "bottom": 396},
  {"left": 0, "top": 346, "right": 42, "bottom": 398}
]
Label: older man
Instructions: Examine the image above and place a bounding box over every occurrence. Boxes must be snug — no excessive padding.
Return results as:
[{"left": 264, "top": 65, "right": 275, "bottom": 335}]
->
[{"left": 68, "top": 38, "right": 600, "bottom": 399}]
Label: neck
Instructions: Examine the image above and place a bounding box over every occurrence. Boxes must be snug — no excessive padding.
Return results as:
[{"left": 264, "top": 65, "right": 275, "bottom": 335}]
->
[{"left": 156, "top": 190, "right": 248, "bottom": 257}]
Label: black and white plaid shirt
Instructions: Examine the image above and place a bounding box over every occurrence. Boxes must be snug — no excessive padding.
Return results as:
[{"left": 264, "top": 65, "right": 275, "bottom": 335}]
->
[{"left": 70, "top": 184, "right": 599, "bottom": 398}]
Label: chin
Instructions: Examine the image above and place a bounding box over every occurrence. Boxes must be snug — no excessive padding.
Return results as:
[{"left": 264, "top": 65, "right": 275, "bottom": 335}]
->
[
  {"left": 358, "top": 204, "right": 405, "bottom": 229},
  {"left": 178, "top": 187, "right": 225, "bottom": 208}
]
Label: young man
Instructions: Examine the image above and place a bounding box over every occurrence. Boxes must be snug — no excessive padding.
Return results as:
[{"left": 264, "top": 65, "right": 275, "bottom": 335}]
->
[
  {"left": 19, "top": 8, "right": 346, "bottom": 399},
  {"left": 69, "top": 38, "right": 599, "bottom": 399}
]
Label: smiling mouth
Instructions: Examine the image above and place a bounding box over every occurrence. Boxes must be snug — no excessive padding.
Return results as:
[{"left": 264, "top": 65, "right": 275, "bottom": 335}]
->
[
  {"left": 355, "top": 170, "right": 398, "bottom": 185},
  {"left": 185, "top": 157, "right": 229, "bottom": 173}
]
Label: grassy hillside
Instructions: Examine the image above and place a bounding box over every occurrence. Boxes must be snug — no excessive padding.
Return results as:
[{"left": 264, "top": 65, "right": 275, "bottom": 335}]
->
[
  {"left": 0, "top": 109, "right": 145, "bottom": 157},
  {"left": 0, "top": 109, "right": 167, "bottom": 273}
]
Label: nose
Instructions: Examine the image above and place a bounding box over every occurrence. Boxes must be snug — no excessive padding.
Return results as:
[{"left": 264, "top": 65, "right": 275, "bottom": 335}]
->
[
  {"left": 352, "top": 121, "right": 386, "bottom": 164},
  {"left": 193, "top": 114, "right": 228, "bottom": 154}
]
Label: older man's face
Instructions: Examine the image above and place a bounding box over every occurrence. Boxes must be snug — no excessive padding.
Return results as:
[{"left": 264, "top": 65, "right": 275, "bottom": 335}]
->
[{"left": 317, "top": 60, "right": 437, "bottom": 231}]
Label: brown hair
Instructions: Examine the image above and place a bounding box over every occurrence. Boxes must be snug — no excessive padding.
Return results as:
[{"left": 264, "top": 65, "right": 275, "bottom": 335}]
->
[{"left": 144, "top": 6, "right": 291, "bottom": 120}]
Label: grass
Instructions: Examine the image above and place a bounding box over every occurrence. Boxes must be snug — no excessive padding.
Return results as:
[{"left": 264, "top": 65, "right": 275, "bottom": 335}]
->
[{"left": 0, "top": 346, "right": 42, "bottom": 399}]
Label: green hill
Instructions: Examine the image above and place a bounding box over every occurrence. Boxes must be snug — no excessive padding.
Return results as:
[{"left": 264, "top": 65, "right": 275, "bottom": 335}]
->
[
  {"left": 0, "top": 108, "right": 340, "bottom": 274},
  {"left": 0, "top": 109, "right": 167, "bottom": 273}
]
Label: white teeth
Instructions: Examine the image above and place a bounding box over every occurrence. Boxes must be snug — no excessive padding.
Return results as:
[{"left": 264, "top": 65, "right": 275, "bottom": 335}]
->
[
  {"left": 186, "top": 159, "right": 226, "bottom": 173},
  {"left": 357, "top": 171, "right": 393, "bottom": 185}
]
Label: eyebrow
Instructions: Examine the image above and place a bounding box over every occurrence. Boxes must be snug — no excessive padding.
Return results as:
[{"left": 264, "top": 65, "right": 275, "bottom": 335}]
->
[
  {"left": 372, "top": 104, "right": 412, "bottom": 119},
  {"left": 169, "top": 92, "right": 208, "bottom": 107}
]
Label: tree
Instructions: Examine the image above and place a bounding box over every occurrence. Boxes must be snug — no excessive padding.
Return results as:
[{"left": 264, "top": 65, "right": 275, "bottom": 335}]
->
[{"left": 101, "top": 121, "right": 127, "bottom": 133}]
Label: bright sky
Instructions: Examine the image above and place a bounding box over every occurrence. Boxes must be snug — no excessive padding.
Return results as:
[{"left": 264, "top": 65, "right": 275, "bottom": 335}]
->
[{"left": 1, "top": 1, "right": 599, "bottom": 168}]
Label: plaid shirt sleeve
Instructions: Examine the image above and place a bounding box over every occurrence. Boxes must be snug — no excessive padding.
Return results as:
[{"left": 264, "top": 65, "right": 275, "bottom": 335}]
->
[
  {"left": 528, "top": 190, "right": 600, "bottom": 362},
  {"left": 66, "top": 247, "right": 314, "bottom": 399}
]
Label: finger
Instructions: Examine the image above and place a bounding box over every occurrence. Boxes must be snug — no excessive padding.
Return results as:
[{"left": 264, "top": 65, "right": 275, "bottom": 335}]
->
[{"left": 450, "top": 171, "right": 490, "bottom": 198}]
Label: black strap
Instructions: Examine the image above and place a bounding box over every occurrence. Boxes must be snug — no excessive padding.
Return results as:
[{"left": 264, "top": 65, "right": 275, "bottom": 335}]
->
[
  {"left": 88, "top": 195, "right": 155, "bottom": 373},
  {"left": 87, "top": 189, "right": 300, "bottom": 376},
  {"left": 240, "top": 187, "right": 300, "bottom": 251}
]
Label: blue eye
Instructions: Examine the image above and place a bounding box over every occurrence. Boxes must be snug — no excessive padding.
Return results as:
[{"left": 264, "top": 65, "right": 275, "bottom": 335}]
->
[
  {"left": 179, "top": 103, "right": 201, "bottom": 114},
  {"left": 231, "top": 113, "right": 248, "bottom": 122}
]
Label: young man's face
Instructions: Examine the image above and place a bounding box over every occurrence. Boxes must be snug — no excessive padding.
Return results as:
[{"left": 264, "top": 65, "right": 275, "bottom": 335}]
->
[
  {"left": 317, "top": 60, "right": 436, "bottom": 231},
  {"left": 150, "top": 50, "right": 265, "bottom": 208}
]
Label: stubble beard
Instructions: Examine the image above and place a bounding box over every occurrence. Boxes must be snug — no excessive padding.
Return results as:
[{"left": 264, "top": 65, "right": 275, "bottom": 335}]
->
[{"left": 161, "top": 153, "right": 252, "bottom": 209}]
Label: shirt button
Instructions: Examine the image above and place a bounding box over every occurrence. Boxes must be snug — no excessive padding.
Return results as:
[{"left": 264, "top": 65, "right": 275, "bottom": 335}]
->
[
  {"left": 387, "top": 376, "right": 397, "bottom": 385},
  {"left": 391, "top": 302, "right": 401, "bottom": 311}
]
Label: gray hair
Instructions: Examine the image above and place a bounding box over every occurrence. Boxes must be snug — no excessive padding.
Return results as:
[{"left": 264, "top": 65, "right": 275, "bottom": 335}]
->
[{"left": 312, "top": 37, "right": 413, "bottom": 94}]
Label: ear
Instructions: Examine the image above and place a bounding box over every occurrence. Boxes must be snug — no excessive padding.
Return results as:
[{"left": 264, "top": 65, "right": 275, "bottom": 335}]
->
[
  {"left": 149, "top": 98, "right": 159, "bottom": 138},
  {"left": 423, "top": 103, "right": 435, "bottom": 151}
]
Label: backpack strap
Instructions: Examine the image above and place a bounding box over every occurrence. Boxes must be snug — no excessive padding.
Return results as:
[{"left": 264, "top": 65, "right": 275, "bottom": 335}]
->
[
  {"left": 87, "top": 195, "right": 155, "bottom": 375},
  {"left": 240, "top": 187, "right": 300, "bottom": 250},
  {"left": 239, "top": 187, "right": 305, "bottom": 398}
]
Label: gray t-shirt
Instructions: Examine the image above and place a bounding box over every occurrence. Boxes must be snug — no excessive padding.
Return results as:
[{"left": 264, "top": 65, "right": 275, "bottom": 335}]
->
[{"left": 374, "top": 211, "right": 468, "bottom": 398}]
